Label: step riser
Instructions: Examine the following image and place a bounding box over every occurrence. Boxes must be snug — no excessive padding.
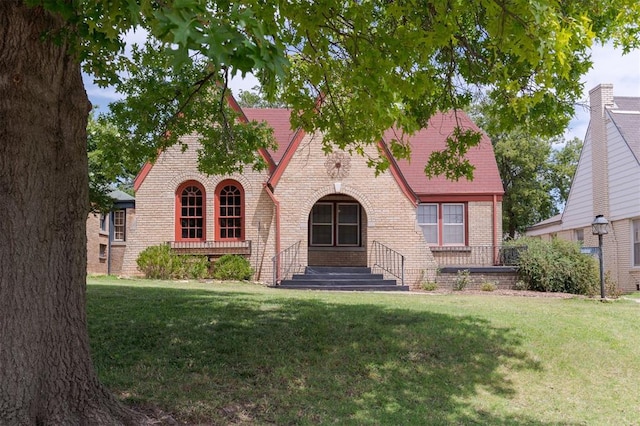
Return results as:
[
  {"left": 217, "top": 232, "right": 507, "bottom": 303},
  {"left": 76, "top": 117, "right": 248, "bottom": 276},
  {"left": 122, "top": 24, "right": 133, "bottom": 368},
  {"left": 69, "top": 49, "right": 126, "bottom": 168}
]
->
[
  {"left": 282, "top": 281, "right": 397, "bottom": 287},
  {"left": 278, "top": 285, "right": 409, "bottom": 291},
  {"left": 291, "top": 274, "right": 385, "bottom": 281},
  {"left": 277, "top": 266, "right": 405, "bottom": 291},
  {"left": 305, "top": 267, "right": 371, "bottom": 274}
]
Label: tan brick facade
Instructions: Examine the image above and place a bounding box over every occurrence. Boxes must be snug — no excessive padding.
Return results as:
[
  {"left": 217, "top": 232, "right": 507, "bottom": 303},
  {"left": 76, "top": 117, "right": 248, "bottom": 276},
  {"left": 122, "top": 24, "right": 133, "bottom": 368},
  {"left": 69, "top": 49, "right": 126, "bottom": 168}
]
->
[
  {"left": 120, "top": 135, "right": 276, "bottom": 279},
  {"left": 119, "top": 128, "right": 502, "bottom": 292}
]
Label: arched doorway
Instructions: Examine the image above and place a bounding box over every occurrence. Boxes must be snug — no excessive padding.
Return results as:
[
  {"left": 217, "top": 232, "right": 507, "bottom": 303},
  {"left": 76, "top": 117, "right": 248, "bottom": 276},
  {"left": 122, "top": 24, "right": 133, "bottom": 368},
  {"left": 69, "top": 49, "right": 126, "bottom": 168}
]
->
[{"left": 307, "top": 194, "right": 368, "bottom": 267}]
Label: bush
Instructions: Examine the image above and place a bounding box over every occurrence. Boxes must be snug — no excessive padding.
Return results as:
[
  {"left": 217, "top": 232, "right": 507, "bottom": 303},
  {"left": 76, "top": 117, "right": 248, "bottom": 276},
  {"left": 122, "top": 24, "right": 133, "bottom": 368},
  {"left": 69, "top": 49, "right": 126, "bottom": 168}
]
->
[
  {"left": 213, "top": 254, "right": 254, "bottom": 281},
  {"left": 136, "top": 244, "right": 211, "bottom": 280},
  {"left": 513, "top": 280, "right": 528, "bottom": 291},
  {"left": 481, "top": 281, "right": 497, "bottom": 292},
  {"left": 505, "top": 237, "right": 598, "bottom": 296},
  {"left": 453, "top": 269, "right": 470, "bottom": 291},
  {"left": 136, "top": 244, "right": 175, "bottom": 279},
  {"left": 421, "top": 281, "right": 438, "bottom": 291}
]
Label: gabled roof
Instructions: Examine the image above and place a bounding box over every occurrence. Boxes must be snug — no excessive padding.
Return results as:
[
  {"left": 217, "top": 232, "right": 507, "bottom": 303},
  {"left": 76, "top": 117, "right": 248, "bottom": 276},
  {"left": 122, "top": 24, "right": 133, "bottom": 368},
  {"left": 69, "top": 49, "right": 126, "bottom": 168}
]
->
[
  {"left": 243, "top": 108, "right": 295, "bottom": 164},
  {"left": 609, "top": 96, "right": 640, "bottom": 160},
  {"left": 133, "top": 95, "right": 503, "bottom": 202},
  {"left": 386, "top": 112, "right": 504, "bottom": 200},
  {"left": 245, "top": 108, "right": 503, "bottom": 201}
]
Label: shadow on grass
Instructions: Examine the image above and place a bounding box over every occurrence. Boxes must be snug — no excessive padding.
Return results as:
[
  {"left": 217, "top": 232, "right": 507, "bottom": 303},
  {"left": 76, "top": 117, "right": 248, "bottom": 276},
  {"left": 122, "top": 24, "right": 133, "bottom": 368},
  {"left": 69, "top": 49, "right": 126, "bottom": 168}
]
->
[{"left": 88, "top": 286, "right": 564, "bottom": 425}]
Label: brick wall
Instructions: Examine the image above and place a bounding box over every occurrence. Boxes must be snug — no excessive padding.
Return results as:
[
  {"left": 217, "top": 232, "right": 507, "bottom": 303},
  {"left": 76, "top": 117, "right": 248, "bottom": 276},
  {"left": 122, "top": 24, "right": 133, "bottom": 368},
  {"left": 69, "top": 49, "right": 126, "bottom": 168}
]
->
[
  {"left": 86, "top": 212, "right": 108, "bottom": 274},
  {"left": 436, "top": 268, "right": 519, "bottom": 290},
  {"left": 122, "top": 132, "right": 501, "bottom": 290},
  {"left": 121, "top": 136, "right": 275, "bottom": 278}
]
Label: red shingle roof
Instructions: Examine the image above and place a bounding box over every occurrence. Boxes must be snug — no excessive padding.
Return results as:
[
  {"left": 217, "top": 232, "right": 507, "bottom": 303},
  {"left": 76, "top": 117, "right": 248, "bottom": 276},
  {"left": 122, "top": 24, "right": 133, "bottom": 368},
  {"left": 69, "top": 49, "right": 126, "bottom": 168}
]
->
[
  {"left": 387, "top": 111, "right": 504, "bottom": 198},
  {"left": 243, "top": 108, "right": 295, "bottom": 164}
]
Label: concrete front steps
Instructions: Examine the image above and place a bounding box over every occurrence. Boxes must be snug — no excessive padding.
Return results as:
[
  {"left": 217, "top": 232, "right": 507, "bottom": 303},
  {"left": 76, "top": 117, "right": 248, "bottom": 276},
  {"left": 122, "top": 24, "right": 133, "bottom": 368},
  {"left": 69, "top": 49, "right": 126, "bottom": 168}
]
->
[{"left": 276, "top": 266, "right": 409, "bottom": 291}]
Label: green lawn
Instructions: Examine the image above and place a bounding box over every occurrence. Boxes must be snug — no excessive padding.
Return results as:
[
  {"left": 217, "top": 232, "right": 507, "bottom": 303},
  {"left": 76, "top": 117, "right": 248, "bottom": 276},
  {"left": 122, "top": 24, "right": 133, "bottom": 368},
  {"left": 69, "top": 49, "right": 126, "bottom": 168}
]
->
[{"left": 87, "top": 276, "right": 640, "bottom": 425}]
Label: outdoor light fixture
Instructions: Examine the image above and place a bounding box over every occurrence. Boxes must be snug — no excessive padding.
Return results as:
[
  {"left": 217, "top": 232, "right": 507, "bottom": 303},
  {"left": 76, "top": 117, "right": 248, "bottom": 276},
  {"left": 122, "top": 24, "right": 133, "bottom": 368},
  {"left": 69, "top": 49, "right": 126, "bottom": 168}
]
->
[
  {"left": 591, "top": 215, "right": 609, "bottom": 237},
  {"left": 591, "top": 215, "right": 609, "bottom": 300}
]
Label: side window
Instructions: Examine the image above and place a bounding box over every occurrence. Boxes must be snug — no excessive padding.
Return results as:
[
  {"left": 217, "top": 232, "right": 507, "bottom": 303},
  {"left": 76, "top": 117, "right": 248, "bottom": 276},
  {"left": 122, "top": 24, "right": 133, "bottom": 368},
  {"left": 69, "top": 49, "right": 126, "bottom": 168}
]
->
[
  {"left": 176, "top": 181, "right": 205, "bottom": 241},
  {"left": 216, "top": 180, "right": 244, "bottom": 241},
  {"left": 99, "top": 214, "right": 107, "bottom": 232},
  {"left": 417, "top": 204, "right": 438, "bottom": 244},
  {"left": 442, "top": 204, "right": 464, "bottom": 245},
  {"left": 417, "top": 203, "right": 466, "bottom": 245},
  {"left": 113, "top": 210, "right": 126, "bottom": 241}
]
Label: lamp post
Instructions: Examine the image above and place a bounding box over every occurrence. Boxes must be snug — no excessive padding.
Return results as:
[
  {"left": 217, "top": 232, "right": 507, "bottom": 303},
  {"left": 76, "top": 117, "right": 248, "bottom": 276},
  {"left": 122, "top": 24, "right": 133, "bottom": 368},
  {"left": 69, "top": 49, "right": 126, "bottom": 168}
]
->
[{"left": 591, "top": 215, "right": 609, "bottom": 300}]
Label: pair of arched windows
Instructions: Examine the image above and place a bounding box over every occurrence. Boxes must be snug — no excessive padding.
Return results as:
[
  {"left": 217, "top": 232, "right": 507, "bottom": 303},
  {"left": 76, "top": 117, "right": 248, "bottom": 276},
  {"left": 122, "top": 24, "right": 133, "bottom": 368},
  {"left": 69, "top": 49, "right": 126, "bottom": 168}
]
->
[{"left": 175, "top": 180, "right": 244, "bottom": 241}]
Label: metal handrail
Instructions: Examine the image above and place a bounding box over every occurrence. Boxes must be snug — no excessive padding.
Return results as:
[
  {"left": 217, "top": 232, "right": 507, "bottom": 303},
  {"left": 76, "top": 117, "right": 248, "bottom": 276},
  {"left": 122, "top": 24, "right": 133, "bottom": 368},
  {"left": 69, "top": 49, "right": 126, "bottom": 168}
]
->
[
  {"left": 272, "top": 240, "right": 302, "bottom": 285},
  {"left": 371, "top": 241, "right": 405, "bottom": 286}
]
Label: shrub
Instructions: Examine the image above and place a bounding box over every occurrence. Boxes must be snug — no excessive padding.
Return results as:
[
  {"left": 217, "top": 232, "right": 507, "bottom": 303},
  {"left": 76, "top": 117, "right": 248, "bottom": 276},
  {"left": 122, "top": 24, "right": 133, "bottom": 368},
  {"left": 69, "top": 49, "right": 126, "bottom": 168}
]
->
[
  {"left": 213, "top": 254, "right": 254, "bottom": 281},
  {"left": 136, "top": 244, "right": 175, "bottom": 279},
  {"left": 453, "top": 269, "right": 470, "bottom": 291},
  {"left": 513, "top": 280, "right": 528, "bottom": 291},
  {"left": 505, "top": 237, "right": 598, "bottom": 296},
  {"left": 481, "top": 281, "right": 497, "bottom": 292},
  {"left": 136, "top": 244, "right": 210, "bottom": 280},
  {"left": 421, "top": 281, "right": 438, "bottom": 291},
  {"left": 604, "top": 271, "right": 621, "bottom": 299}
]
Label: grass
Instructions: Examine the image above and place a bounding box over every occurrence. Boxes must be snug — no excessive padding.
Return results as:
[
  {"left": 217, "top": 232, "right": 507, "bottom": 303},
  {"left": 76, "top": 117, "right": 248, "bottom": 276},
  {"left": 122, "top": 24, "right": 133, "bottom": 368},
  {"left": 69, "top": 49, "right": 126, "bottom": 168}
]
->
[{"left": 87, "top": 275, "right": 640, "bottom": 425}]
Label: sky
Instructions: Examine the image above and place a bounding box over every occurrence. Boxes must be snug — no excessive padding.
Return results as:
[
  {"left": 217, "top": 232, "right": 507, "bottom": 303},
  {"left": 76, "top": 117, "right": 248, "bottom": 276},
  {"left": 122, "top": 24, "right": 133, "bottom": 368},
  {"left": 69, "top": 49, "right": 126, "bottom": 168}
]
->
[{"left": 85, "top": 40, "right": 640, "bottom": 142}]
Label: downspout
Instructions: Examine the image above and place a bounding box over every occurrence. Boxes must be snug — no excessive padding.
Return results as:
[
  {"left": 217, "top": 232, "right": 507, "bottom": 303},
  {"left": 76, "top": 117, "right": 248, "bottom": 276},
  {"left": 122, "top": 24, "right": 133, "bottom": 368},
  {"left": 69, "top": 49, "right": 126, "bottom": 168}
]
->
[
  {"left": 107, "top": 211, "right": 113, "bottom": 275},
  {"left": 493, "top": 194, "right": 498, "bottom": 265},
  {"left": 263, "top": 183, "right": 281, "bottom": 283}
]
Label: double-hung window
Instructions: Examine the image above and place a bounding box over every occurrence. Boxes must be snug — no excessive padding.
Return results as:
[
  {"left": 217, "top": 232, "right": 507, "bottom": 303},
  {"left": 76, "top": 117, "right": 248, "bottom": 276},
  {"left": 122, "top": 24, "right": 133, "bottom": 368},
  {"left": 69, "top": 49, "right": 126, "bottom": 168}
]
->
[
  {"left": 417, "top": 203, "right": 465, "bottom": 245},
  {"left": 113, "top": 210, "right": 126, "bottom": 241}
]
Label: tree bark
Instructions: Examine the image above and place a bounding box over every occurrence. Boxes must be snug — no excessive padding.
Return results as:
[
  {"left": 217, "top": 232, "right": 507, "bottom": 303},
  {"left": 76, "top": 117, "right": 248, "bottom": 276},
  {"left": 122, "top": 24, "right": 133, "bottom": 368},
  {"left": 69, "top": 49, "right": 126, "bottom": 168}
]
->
[{"left": 0, "top": 3, "right": 146, "bottom": 424}]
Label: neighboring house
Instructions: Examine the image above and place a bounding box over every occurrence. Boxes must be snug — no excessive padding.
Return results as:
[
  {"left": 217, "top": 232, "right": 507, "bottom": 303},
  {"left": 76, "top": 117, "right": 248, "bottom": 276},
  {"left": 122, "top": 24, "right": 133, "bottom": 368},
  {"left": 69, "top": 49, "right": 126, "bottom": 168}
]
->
[
  {"left": 87, "top": 190, "right": 135, "bottom": 275},
  {"left": 118, "top": 100, "right": 504, "bottom": 289},
  {"left": 527, "top": 84, "right": 640, "bottom": 292}
]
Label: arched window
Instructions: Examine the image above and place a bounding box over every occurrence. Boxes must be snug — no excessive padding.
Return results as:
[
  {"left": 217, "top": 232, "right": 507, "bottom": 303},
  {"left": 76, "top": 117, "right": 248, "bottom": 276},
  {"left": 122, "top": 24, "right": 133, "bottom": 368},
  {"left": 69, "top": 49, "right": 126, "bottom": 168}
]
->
[
  {"left": 215, "top": 180, "right": 244, "bottom": 241},
  {"left": 175, "top": 181, "right": 206, "bottom": 241}
]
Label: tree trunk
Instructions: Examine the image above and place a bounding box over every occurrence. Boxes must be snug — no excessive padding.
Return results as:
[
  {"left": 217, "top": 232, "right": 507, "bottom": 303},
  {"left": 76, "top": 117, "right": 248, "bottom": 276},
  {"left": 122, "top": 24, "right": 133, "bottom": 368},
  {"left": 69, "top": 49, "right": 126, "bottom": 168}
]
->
[{"left": 0, "top": 3, "right": 146, "bottom": 424}]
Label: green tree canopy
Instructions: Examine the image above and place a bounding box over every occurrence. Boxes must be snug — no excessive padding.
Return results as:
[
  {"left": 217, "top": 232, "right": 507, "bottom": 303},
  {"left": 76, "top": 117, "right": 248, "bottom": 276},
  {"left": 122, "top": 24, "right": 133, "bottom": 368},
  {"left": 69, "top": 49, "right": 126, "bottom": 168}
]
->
[
  {"left": 77, "top": 0, "right": 639, "bottom": 179},
  {"left": 2, "top": 0, "right": 638, "bottom": 424},
  {"left": 472, "top": 97, "right": 582, "bottom": 237}
]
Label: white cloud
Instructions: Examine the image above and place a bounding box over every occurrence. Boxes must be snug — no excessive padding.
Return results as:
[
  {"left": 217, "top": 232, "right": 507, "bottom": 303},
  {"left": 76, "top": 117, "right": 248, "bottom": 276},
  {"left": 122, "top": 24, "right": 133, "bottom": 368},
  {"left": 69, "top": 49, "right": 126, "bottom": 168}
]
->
[{"left": 564, "top": 43, "right": 640, "bottom": 141}]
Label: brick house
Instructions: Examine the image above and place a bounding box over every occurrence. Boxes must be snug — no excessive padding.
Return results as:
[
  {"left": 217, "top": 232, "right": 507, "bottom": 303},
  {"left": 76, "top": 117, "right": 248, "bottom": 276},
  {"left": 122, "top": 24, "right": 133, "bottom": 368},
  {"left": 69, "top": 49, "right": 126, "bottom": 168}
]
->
[
  {"left": 87, "top": 190, "right": 135, "bottom": 275},
  {"left": 527, "top": 84, "right": 640, "bottom": 292},
  {"left": 119, "top": 102, "right": 504, "bottom": 289}
]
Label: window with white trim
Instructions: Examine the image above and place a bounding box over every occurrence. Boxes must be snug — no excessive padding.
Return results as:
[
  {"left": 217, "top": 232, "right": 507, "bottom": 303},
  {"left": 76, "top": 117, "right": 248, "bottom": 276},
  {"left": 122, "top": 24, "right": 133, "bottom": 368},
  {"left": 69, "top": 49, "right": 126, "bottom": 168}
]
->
[
  {"left": 113, "top": 210, "right": 126, "bottom": 241},
  {"left": 633, "top": 219, "right": 640, "bottom": 267},
  {"left": 99, "top": 214, "right": 107, "bottom": 232},
  {"left": 417, "top": 203, "right": 466, "bottom": 245}
]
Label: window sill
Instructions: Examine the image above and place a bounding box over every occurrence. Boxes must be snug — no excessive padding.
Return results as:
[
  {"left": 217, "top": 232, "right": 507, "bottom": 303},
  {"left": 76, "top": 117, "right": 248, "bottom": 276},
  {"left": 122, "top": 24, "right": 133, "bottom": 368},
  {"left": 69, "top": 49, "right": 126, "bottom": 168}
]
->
[{"left": 430, "top": 246, "right": 470, "bottom": 253}]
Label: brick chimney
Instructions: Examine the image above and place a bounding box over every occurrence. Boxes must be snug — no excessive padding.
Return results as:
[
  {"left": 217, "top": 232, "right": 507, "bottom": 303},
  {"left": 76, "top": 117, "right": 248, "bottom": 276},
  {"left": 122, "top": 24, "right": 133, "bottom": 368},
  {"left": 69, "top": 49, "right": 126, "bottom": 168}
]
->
[{"left": 589, "top": 84, "right": 613, "bottom": 218}]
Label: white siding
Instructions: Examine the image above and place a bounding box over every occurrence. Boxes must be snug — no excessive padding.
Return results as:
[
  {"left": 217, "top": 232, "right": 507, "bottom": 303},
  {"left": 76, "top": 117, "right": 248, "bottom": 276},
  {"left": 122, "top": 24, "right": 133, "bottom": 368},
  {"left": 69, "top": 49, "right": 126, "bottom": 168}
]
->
[
  {"left": 607, "top": 112, "right": 640, "bottom": 221},
  {"left": 562, "top": 126, "right": 594, "bottom": 230}
]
